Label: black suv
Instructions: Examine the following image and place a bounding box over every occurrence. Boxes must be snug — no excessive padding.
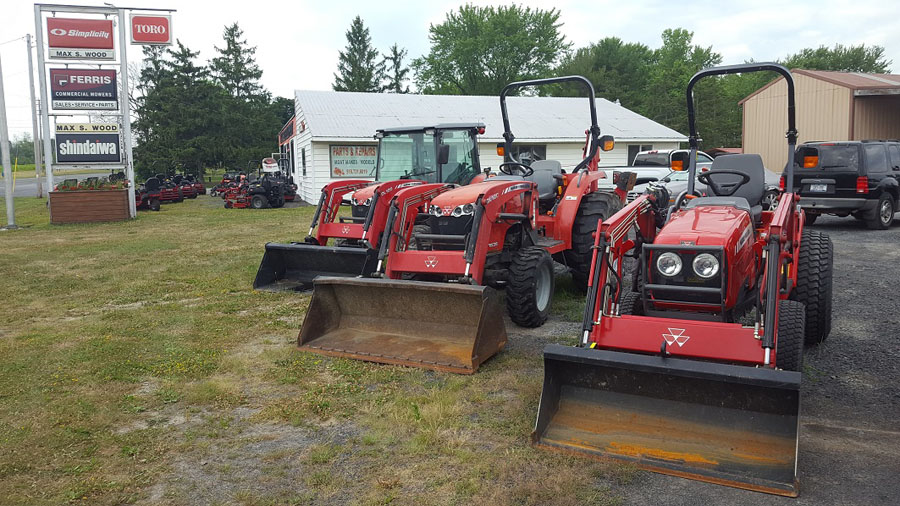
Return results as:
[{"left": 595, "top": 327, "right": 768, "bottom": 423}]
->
[{"left": 788, "top": 141, "right": 899, "bottom": 229}]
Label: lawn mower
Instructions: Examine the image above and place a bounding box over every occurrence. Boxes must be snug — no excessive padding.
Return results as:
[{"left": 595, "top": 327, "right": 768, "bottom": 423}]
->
[
  {"left": 185, "top": 174, "right": 206, "bottom": 195},
  {"left": 209, "top": 171, "right": 242, "bottom": 197},
  {"left": 532, "top": 63, "right": 833, "bottom": 496},
  {"left": 254, "top": 123, "right": 490, "bottom": 291},
  {"left": 135, "top": 177, "right": 162, "bottom": 211},
  {"left": 297, "top": 76, "right": 629, "bottom": 374},
  {"left": 172, "top": 174, "right": 198, "bottom": 199},
  {"left": 154, "top": 173, "right": 184, "bottom": 203},
  {"left": 223, "top": 170, "right": 286, "bottom": 209}
]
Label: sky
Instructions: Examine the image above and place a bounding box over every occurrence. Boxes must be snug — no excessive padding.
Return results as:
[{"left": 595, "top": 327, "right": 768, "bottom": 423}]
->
[{"left": 1, "top": 0, "right": 899, "bottom": 139}]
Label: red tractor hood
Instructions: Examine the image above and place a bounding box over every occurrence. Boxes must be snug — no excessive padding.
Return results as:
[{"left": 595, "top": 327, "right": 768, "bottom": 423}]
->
[
  {"left": 430, "top": 180, "right": 528, "bottom": 207},
  {"left": 656, "top": 205, "right": 751, "bottom": 246}
]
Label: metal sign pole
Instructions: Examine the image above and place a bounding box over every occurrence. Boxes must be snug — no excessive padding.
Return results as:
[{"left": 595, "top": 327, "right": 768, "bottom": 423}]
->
[
  {"left": 34, "top": 5, "right": 55, "bottom": 205},
  {"left": 118, "top": 8, "right": 136, "bottom": 218},
  {"left": 26, "top": 34, "right": 43, "bottom": 198},
  {"left": 0, "top": 52, "right": 16, "bottom": 229}
]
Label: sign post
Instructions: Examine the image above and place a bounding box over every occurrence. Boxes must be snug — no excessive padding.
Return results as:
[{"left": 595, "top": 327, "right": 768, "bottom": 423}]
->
[
  {"left": 118, "top": 8, "right": 137, "bottom": 218},
  {"left": 0, "top": 52, "right": 16, "bottom": 229},
  {"left": 26, "top": 34, "right": 43, "bottom": 198}
]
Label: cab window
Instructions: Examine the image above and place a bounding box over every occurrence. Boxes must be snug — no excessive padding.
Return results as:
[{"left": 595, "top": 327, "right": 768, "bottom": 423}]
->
[{"left": 440, "top": 130, "right": 479, "bottom": 185}]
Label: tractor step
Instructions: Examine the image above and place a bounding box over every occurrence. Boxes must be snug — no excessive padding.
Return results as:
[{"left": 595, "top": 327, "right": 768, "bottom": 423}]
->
[{"left": 535, "top": 237, "right": 564, "bottom": 248}]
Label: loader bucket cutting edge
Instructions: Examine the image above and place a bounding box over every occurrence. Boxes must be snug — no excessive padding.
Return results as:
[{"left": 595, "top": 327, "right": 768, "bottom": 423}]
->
[
  {"left": 533, "top": 344, "right": 801, "bottom": 497},
  {"left": 254, "top": 243, "right": 378, "bottom": 292},
  {"left": 298, "top": 277, "right": 508, "bottom": 374}
]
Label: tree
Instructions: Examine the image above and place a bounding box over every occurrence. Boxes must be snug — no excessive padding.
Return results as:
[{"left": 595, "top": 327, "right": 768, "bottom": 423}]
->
[
  {"left": 382, "top": 44, "right": 410, "bottom": 93},
  {"left": 552, "top": 37, "right": 653, "bottom": 110},
  {"left": 782, "top": 44, "right": 891, "bottom": 73},
  {"left": 211, "top": 23, "right": 266, "bottom": 100},
  {"left": 333, "top": 16, "right": 384, "bottom": 92},
  {"left": 413, "top": 5, "right": 571, "bottom": 95}
]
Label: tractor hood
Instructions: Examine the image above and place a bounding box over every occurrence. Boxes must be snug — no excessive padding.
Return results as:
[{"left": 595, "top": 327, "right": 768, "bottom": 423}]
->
[
  {"left": 656, "top": 206, "right": 752, "bottom": 247},
  {"left": 351, "top": 180, "right": 423, "bottom": 204},
  {"left": 430, "top": 180, "right": 527, "bottom": 207}
]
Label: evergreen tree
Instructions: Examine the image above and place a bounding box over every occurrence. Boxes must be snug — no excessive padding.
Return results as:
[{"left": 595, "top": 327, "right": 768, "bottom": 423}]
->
[
  {"left": 333, "top": 16, "right": 384, "bottom": 92},
  {"left": 211, "top": 23, "right": 266, "bottom": 100},
  {"left": 382, "top": 43, "right": 410, "bottom": 93}
]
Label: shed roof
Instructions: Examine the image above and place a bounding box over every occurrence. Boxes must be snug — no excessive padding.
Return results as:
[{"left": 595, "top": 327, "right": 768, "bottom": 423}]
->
[
  {"left": 294, "top": 90, "right": 686, "bottom": 142},
  {"left": 740, "top": 69, "right": 900, "bottom": 104}
]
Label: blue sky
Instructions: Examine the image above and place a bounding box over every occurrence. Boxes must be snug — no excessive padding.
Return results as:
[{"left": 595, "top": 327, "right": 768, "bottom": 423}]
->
[{"left": 2, "top": 0, "right": 898, "bottom": 138}]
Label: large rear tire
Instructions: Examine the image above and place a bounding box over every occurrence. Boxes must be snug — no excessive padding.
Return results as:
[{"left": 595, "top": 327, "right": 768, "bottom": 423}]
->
[
  {"left": 507, "top": 246, "right": 554, "bottom": 328},
  {"left": 776, "top": 299, "right": 805, "bottom": 372},
  {"left": 251, "top": 194, "right": 268, "bottom": 209},
  {"left": 149, "top": 198, "right": 161, "bottom": 212},
  {"left": 565, "top": 192, "right": 620, "bottom": 293},
  {"left": 791, "top": 229, "right": 833, "bottom": 345}
]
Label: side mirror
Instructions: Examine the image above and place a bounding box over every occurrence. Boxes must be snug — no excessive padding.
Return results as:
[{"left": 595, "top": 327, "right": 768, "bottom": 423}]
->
[
  {"left": 438, "top": 144, "right": 450, "bottom": 165},
  {"left": 599, "top": 135, "right": 615, "bottom": 152}
]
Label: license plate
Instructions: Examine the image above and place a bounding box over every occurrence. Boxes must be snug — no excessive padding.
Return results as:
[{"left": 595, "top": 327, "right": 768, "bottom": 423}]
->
[{"left": 809, "top": 184, "right": 828, "bottom": 192}]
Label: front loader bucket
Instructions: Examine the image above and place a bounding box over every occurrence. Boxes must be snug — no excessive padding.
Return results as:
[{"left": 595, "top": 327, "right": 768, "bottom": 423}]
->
[
  {"left": 298, "top": 277, "right": 507, "bottom": 374},
  {"left": 533, "top": 345, "right": 801, "bottom": 496},
  {"left": 253, "top": 243, "right": 378, "bottom": 292}
]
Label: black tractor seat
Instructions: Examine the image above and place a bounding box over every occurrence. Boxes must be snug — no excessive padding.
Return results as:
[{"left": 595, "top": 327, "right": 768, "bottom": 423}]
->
[
  {"left": 686, "top": 154, "right": 766, "bottom": 224},
  {"left": 493, "top": 160, "right": 563, "bottom": 201}
]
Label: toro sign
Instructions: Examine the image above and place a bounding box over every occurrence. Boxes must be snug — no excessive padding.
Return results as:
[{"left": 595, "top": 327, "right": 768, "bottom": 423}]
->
[
  {"left": 130, "top": 15, "right": 172, "bottom": 45},
  {"left": 47, "top": 18, "right": 114, "bottom": 60}
]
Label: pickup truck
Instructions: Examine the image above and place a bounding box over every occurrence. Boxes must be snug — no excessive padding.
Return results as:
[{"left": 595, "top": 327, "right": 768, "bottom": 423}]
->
[{"left": 604, "top": 149, "right": 715, "bottom": 185}]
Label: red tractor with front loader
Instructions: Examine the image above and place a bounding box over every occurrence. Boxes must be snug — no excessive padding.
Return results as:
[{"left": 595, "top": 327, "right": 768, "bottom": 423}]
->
[
  {"left": 532, "top": 63, "right": 833, "bottom": 497},
  {"left": 253, "top": 123, "right": 492, "bottom": 291},
  {"left": 298, "top": 76, "right": 632, "bottom": 374}
]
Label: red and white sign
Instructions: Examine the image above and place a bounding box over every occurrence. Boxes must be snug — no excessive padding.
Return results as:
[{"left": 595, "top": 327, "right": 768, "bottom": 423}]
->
[
  {"left": 130, "top": 15, "right": 172, "bottom": 45},
  {"left": 47, "top": 17, "right": 115, "bottom": 60}
]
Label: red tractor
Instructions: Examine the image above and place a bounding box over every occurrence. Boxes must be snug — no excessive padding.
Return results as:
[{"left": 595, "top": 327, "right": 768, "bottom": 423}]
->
[
  {"left": 297, "top": 76, "right": 631, "bottom": 373},
  {"left": 532, "top": 64, "right": 833, "bottom": 497}
]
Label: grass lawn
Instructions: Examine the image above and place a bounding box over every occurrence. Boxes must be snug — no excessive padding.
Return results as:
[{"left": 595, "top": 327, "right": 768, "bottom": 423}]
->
[{"left": 0, "top": 196, "right": 629, "bottom": 505}]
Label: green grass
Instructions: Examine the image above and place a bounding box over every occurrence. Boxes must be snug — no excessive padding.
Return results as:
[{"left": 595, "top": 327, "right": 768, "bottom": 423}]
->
[{"left": 0, "top": 196, "right": 624, "bottom": 505}]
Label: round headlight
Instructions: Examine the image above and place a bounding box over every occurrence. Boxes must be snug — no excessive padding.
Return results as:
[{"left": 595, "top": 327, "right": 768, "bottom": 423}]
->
[
  {"left": 431, "top": 206, "right": 443, "bottom": 217},
  {"left": 656, "top": 252, "right": 682, "bottom": 277},
  {"left": 692, "top": 253, "right": 719, "bottom": 279},
  {"left": 451, "top": 206, "right": 463, "bottom": 217},
  {"left": 363, "top": 198, "right": 372, "bottom": 206},
  {"left": 463, "top": 203, "right": 475, "bottom": 215}
]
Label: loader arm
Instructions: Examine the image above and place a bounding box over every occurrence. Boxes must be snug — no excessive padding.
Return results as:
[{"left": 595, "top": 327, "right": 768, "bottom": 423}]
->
[{"left": 309, "top": 180, "right": 374, "bottom": 242}]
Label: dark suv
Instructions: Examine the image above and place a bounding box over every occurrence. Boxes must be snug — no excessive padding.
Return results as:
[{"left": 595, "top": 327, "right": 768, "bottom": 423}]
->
[{"left": 788, "top": 141, "right": 899, "bottom": 229}]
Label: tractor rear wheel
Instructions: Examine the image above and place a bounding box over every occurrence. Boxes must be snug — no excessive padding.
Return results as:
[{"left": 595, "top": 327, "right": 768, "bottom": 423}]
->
[
  {"left": 618, "top": 291, "right": 643, "bottom": 316},
  {"left": 565, "top": 192, "right": 620, "bottom": 293},
  {"left": 251, "top": 195, "right": 268, "bottom": 209},
  {"left": 791, "top": 229, "right": 833, "bottom": 345},
  {"left": 507, "top": 246, "right": 554, "bottom": 328},
  {"left": 776, "top": 299, "right": 805, "bottom": 372},
  {"left": 149, "top": 198, "right": 161, "bottom": 212}
]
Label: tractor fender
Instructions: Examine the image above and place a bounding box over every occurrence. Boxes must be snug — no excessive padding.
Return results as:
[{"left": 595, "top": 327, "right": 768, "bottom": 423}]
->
[{"left": 552, "top": 171, "right": 619, "bottom": 247}]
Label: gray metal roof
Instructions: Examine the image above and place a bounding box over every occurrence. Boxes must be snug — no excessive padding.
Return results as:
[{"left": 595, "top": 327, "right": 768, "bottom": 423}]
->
[{"left": 294, "top": 90, "right": 687, "bottom": 142}]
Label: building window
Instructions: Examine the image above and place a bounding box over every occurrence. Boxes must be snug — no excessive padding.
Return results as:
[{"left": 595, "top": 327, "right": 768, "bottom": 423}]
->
[
  {"left": 508, "top": 145, "right": 546, "bottom": 164},
  {"left": 627, "top": 144, "right": 653, "bottom": 166},
  {"left": 301, "top": 147, "right": 307, "bottom": 176}
]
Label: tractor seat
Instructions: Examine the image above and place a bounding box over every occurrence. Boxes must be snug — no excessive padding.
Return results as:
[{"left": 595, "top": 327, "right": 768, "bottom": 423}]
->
[
  {"left": 685, "top": 154, "right": 765, "bottom": 224},
  {"left": 493, "top": 160, "right": 563, "bottom": 201}
]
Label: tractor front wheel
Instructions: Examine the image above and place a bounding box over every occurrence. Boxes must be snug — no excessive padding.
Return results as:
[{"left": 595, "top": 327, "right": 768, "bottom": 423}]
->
[
  {"left": 565, "top": 192, "right": 620, "bottom": 293},
  {"left": 507, "top": 247, "right": 554, "bottom": 328},
  {"left": 776, "top": 299, "right": 806, "bottom": 372},
  {"left": 251, "top": 195, "right": 268, "bottom": 209},
  {"left": 618, "top": 290, "right": 643, "bottom": 316},
  {"left": 791, "top": 229, "right": 833, "bottom": 345}
]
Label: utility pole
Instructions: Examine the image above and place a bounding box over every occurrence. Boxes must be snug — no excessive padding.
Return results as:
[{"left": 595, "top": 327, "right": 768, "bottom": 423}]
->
[
  {"left": 26, "top": 34, "right": 42, "bottom": 198},
  {"left": 0, "top": 52, "right": 17, "bottom": 229}
]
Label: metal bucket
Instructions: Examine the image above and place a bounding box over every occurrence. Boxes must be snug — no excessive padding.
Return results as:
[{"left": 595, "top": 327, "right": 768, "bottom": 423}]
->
[
  {"left": 253, "top": 243, "right": 378, "bottom": 292},
  {"left": 298, "top": 277, "right": 507, "bottom": 374},
  {"left": 533, "top": 344, "right": 801, "bottom": 496}
]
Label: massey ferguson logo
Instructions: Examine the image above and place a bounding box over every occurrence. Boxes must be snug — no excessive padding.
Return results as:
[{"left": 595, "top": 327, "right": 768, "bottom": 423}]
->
[
  {"left": 424, "top": 256, "right": 438, "bottom": 268},
  {"left": 442, "top": 206, "right": 453, "bottom": 216},
  {"left": 341, "top": 226, "right": 351, "bottom": 234},
  {"left": 662, "top": 328, "right": 690, "bottom": 347}
]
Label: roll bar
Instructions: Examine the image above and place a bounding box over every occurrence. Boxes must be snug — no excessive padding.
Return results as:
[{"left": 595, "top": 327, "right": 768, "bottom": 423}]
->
[
  {"left": 500, "top": 76, "right": 601, "bottom": 172},
  {"left": 685, "top": 63, "right": 798, "bottom": 194}
]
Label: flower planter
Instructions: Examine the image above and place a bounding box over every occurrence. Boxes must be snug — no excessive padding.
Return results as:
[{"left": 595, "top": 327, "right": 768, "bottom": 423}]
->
[{"left": 49, "top": 189, "right": 131, "bottom": 224}]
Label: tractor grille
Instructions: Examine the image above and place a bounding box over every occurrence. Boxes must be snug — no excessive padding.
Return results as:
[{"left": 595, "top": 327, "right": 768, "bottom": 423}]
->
[
  {"left": 351, "top": 204, "right": 369, "bottom": 219},
  {"left": 641, "top": 245, "right": 726, "bottom": 310}
]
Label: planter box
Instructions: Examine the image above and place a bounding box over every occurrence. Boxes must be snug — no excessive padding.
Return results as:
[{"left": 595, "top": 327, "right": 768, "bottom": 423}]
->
[{"left": 49, "top": 189, "right": 131, "bottom": 224}]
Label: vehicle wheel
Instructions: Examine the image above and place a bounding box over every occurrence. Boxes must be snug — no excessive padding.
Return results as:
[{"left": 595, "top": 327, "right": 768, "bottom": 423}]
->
[
  {"left": 791, "top": 229, "right": 833, "bottom": 345},
  {"left": 618, "top": 290, "right": 643, "bottom": 316},
  {"left": 189, "top": 193, "right": 198, "bottom": 199},
  {"left": 224, "top": 201, "right": 233, "bottom": 209},
  {"left": 776, "top": 299, "right": 805, "bottom": 372},
  {"left": 507, "top": 246, "right": 555, "bottom": 328},
  {"left": 805, "top": 213, "right": 817, "bottom": 226},
  {"left": 209, "top": 189, "right": 217, "bottom": 197},
  {"left": 564, "top": 192, "right": 620, "bottom": 293},
  {"left": 867, "top": 194, "right": 894, "bottom": 230},
  {"left": 761, "top": 189, "right": 780, "bottom": 211},
  {"left": 251, "top": 195, "right": 268, "bottom": 209},
  {"left": 408, "top": 224, "right": 432, "bottom": 251},
  {"left": 149, "top": 198, "right": 161, "bottom": 212}
]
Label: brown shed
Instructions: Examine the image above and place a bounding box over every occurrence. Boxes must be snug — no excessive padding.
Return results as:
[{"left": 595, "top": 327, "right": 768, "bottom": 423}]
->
[{"left": 741, "top": 69, "right": 900, "bottom": 171}]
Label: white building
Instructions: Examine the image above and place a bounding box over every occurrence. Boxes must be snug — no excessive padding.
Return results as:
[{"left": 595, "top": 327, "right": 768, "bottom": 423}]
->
[{"left": 278, "top": 91, "right": 687, "bottom": 204}]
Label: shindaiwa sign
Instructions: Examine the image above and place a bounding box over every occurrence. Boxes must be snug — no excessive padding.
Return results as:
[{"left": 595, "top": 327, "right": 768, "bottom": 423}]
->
[{"left": 55, "top": 123, "right": 121, "bottom": 163}]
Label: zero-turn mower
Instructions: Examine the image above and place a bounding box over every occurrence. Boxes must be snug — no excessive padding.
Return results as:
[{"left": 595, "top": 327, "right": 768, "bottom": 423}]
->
[
  {"left": 297, "top": 76, "right": 630, "bottom": 374},
  {"left": 532, "top": 63, "right": 833, "bottom": 497},
  {"left": 135, "top": 177, "right": 162, "bottom": 211}
]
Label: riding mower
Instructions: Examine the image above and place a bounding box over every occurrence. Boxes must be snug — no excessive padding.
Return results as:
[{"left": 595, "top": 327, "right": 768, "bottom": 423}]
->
[
  {"left": 532, "top": 64, "right": 833, "bottom": 497},
  {"left": 253, "top": 123, "right": 490, "bottom": 291},
  {"left": 154, "top": 173, "right": 184, "bottom": 203},
  {"left": 172, "top": 174, "right": 198, "bottom": 199},
  {"left": 184, "top": 174, "right": 206, "bottom": 195},
  {"left": 209, "top": 171, "right": 241, "bottom": 197},
  {"left": 223, "top": 172, "right": 286, "bottom": 209},
  {"left": 297, "top": 76, "right": 630, "bottom": 374},
  {"left": 135, "top": 177, "right": 162, "bottom": 211}
]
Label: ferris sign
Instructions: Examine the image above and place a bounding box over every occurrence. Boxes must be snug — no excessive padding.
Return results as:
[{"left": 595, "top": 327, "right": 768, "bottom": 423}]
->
[
  {"left": 47, "top": 17, "right": 115, "bottom": 59},
  {"left": 130, "top": 14, "right": 172, "bottom": 45}
]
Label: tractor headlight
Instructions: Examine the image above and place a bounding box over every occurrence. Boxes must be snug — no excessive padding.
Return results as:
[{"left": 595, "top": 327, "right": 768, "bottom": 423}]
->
[
  {"left": 451, "top": 202, "right": 476, "bottom": 217},
  {"left": 656, "top": 252, "right": 682, "bottom": 277},
  {"left": 431, "top": 205, "right": 444, "bottom": 217},
  {"left": 692, "top": 253, "right": 719, "bottom": 279}
]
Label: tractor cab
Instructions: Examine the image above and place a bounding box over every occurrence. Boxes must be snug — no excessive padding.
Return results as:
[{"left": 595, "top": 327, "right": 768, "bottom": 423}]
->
[{"left": 374, "top": 124, "right": 485, "bottom": 186}]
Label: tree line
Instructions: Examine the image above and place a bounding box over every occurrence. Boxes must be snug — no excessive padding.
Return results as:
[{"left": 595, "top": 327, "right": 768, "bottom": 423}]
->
[{"left": 334, "top": 5, "right": 892, "bottom": 150}]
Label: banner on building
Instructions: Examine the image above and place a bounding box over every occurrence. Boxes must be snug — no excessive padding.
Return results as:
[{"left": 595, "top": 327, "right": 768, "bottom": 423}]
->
[
  {"left": 130, "top": 14, "right": 172, "bottom": 45},
  {"left": 329, "top": 145, "right": 377, "bottom": 178},
  {"left": 47, "top": 17, "right": 115, "bottom": 60},
  {"left": 55, "top": 124, "right": 121, "bottom": 163},
  {"left": 50, "top": 69, "right": 117, "bottom": 110}
]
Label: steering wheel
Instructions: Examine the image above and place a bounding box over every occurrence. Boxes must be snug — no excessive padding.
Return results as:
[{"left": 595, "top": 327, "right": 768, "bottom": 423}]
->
[
  {"left": 697, "top": 170, "right": 751, "bottom": 197},
  {"left": 673, "top": 189, "right": 703, "bottom": 211},
  {"left": 499, "top": 161, "right": 534, "bottom": 177}
]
